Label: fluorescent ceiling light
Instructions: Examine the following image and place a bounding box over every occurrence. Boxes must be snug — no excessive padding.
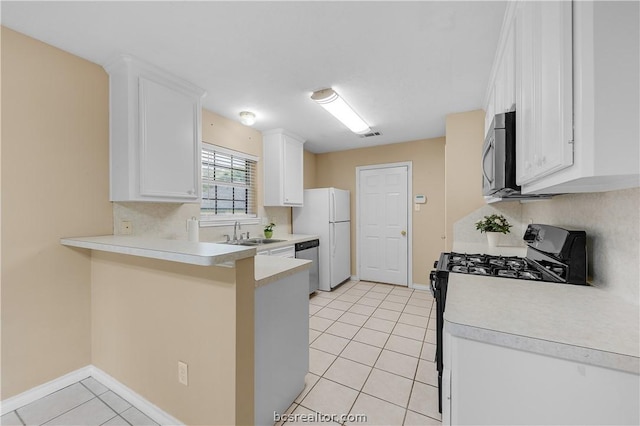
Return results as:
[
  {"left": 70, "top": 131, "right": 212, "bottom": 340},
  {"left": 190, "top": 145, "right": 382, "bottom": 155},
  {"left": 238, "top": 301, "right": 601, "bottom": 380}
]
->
[
  {"left": 311, "top": 88, "right": 371, "bottom": 135},
  {"left": 239, "top": 111, "right": 256, "bottom": 126}
]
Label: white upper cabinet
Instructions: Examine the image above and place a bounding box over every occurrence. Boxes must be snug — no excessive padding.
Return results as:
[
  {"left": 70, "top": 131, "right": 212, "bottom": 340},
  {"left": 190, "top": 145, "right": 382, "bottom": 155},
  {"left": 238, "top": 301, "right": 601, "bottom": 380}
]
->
[
  {"left": 515, "top": 1, "right": 639, "bottom": 194},
  {"left": 483, "top": 4, "right": 517, "bottom": 137},
  {"left": 485, "top": 1, "right": 639, "bottom": 195},
  {"left": 515, "top": 1, "right": 573, "bottom": 185},
  {"left": 105, "top": 55, "right": 206, "bottom": 202},
  {"left": 263, "top": 129, "right": 305, "bottom": 207}
]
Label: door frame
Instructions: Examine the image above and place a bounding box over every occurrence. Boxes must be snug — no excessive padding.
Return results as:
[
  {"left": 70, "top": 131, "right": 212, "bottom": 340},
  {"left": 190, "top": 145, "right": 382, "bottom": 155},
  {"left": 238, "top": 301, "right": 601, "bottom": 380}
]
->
[{"left": 355, "top": 161, "right": 413, "bottom": 288}]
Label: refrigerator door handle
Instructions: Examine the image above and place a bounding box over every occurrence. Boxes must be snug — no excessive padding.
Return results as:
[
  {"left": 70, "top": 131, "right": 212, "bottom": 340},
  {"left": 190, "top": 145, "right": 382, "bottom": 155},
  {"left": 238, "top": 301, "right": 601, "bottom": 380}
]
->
[
  {"left": 332, "top": 223, "right": 336, "bottom": 256},
  {"left": 331, "top": 190, "right": 336, "bottom": 223}
]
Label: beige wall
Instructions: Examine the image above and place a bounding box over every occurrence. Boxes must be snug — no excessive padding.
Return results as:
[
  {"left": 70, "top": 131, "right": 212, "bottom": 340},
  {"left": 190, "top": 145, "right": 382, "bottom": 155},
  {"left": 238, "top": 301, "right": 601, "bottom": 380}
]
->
[
  {"left": 1, "top": 27, "right": 113, "bottom": 398},
  {"left": 316, "top": 138, "right": 446, "bottom": 286},
  {"left": 444, "top": 109, "right": 486, "bottom": 251},
  {"left": 521, "top": 188, "right": 640, "bottom": 304},
  {"left": 91, "top": 253, "right": 254, "bottom": 425},
  {"left": 303, "top": 150, "right": 317, "bottom": 189},
  {"left": 452, "top": 188, "right": 640, "bottom": 304}
]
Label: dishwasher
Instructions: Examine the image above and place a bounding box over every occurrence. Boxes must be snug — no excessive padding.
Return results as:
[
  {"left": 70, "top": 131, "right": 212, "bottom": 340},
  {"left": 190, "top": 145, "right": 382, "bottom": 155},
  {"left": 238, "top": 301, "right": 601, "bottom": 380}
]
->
[{"left": 294, "top": 239, "right": 320, "bottom": 294}]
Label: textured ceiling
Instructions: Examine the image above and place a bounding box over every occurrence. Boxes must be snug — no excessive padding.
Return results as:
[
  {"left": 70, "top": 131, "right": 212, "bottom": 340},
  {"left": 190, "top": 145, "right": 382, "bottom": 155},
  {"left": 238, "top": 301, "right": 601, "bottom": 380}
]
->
[{"left": 1, "top": 1, "right": 506, "bottom": 153}]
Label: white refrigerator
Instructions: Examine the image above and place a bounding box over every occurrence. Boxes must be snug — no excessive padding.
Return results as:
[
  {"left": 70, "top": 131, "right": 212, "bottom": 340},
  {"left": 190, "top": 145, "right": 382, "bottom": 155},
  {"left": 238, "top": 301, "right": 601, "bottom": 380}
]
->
[{"left": 293, "top": 188, "right": 351, "bottom": 291}]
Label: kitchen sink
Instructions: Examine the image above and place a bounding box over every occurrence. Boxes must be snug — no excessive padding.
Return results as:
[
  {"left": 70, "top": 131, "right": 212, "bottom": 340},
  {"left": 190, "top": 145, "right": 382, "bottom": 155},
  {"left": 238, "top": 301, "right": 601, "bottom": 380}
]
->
[{"left": 223, "top": 238, "right": 286, "bottom": 246}]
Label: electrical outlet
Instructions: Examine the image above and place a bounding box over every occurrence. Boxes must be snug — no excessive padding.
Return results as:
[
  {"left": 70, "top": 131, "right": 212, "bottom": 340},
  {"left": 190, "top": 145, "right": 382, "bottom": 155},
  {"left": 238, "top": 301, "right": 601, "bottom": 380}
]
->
[
  {"left": 178, "top": 361, "right": 188, "bottom": 386},
  {"left": 121, "top": 220, "right": 133, "bottom": 235}
]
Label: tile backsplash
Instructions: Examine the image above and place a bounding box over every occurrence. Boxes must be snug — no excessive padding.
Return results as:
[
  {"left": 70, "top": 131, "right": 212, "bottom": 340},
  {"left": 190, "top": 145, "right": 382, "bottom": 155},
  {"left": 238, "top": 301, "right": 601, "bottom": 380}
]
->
[
  {"left": 454, "top": 188, "right": 639, "bottom": 304},
  {"left": 113, "top": 202, "right": 292, "bottom": 243}
]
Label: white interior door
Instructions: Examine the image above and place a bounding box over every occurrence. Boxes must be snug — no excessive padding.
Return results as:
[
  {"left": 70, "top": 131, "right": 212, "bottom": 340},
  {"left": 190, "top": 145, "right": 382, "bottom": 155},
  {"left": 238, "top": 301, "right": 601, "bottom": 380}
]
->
[{"left": 358, "top": 165, "right": 409, "bottom": 286}]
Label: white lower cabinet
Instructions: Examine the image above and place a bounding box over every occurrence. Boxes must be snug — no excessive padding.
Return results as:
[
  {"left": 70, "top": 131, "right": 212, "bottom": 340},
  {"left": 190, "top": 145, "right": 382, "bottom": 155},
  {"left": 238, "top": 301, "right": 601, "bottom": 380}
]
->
[
  {"left": 254, "top": 269, "right": 309, "bottom": 425},
  {"left": 443, "top": 331, "right": 640, "bottom": 425}
]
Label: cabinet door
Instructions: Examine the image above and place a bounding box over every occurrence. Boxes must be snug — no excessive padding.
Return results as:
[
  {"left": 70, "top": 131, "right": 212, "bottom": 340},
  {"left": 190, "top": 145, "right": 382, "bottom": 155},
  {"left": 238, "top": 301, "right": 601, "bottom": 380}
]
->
[
  {"left": 515, "top": 1, "right": 537, "bottom": 184},
  {"left": 537, "top": 1, "right": 573, "bottom": 179},
  {"left": 485, "top": 87, "right": 495, "bottom": 138},
  {"left": 282, "top": 135, "right": 304, "bottom": 205},
  {"left": 139, "top": 76, "right": 199, "bottom": 199},
  {"left": 516, "top": 1, "right": 573, "bottom": 185},
  {"left": 501, "top": 20, "right": 516, "bottom": 113}
]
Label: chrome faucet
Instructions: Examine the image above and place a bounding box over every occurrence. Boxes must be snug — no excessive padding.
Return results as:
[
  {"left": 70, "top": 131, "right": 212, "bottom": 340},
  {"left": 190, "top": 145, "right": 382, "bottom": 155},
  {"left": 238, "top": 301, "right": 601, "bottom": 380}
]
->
[{"left": 233, "top": 221, "right": 241, "bottom": 242}]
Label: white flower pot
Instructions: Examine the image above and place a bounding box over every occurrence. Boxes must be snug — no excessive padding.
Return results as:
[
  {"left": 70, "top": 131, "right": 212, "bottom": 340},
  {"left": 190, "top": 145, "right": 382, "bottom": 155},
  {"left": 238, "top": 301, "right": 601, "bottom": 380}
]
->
[{"left": 486, "top": 232, "right": 501, "bottom": 247}]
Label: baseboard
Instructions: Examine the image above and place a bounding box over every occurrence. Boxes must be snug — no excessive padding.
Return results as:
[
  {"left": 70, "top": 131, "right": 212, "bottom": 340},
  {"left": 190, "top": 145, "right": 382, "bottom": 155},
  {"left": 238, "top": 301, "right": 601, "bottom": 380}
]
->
[
  {"left": 91, "top": 366, "right": 183, "bottom": 426},
  {"left": 350, "top": 275, "right": 359, "bottom": 281},
  {"left": 0, "top": 366, "right": 183, "bottom": 426},
  {"left": 411, "top": 283, "right": 431, "bottom": 292},
  {"left": 0, "top": 366, "right": 93, "bottom": 415}
]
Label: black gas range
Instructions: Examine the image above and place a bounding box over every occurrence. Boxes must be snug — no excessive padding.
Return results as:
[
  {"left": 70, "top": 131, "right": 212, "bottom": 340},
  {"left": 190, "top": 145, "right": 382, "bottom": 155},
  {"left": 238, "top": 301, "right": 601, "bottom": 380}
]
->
[{"left": 429, "top": 224, "right": 588, "bottom": 413}]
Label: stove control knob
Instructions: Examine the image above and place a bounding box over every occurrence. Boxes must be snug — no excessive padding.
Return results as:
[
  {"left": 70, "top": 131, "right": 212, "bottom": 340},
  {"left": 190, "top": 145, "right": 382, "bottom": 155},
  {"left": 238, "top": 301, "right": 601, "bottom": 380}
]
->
[{"left": 433, "top": 261, "right": 438, "bottom": 268}]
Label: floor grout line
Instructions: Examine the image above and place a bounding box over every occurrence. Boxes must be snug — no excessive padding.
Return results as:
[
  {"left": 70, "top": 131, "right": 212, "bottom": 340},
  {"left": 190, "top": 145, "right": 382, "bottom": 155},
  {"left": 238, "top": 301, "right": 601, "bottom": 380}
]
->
[{"left": 302, "top": 281, "right": 440, "bottom": 424}]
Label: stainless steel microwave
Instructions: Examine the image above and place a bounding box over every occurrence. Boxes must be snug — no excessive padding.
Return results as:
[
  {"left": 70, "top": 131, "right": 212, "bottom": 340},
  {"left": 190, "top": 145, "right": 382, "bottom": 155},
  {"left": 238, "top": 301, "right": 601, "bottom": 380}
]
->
[{"left": 482, "top": 111, "right": 520, "bottom": 197}]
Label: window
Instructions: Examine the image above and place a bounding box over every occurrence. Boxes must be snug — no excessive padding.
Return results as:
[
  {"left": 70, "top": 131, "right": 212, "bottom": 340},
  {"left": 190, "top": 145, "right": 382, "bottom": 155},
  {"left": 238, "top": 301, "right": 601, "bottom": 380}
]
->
[{"left": 201, "top": 143, "right": 258, "bottom": 223}]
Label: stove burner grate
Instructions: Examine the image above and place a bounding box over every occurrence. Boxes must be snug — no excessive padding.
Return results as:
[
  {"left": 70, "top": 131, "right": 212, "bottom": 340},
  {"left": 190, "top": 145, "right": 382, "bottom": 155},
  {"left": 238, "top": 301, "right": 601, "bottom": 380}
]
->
[{"left": 446, "top": 252, "right": 550, "bottom": 282}]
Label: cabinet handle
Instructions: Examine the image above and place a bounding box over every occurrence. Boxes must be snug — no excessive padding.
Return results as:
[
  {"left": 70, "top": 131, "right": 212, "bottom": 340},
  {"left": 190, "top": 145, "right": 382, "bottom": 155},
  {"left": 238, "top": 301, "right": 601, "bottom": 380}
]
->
[{"left": 187, "top": 189, "right": 194, "bottom": 195}]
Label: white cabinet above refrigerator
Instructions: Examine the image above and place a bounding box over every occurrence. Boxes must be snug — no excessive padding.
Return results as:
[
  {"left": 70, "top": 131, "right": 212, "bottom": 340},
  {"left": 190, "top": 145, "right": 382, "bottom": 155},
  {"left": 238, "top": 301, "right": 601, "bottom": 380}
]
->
[{"left": 263, "top": 129, "right": 305, "bottom": 207}]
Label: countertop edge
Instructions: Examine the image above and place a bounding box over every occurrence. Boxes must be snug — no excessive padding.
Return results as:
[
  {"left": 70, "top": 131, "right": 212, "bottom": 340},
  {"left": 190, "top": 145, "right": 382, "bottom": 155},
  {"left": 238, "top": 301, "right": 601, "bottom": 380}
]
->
[
  {"left": 61, "top": 236, "right": 256, "bottom": 267},
  {"left": 254, "top": 257, "right": 312, "bottom": 288},
  {"left": 444, "top": 319, "right": 640, "bottom": 375}
]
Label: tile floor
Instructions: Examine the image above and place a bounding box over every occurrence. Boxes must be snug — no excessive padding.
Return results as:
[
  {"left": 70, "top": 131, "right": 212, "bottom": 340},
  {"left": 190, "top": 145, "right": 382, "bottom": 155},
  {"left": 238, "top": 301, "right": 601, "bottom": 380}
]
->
[
  {"left": 1, "top": 377, "right": 158, "bottom": 426},
  {"left": 278, "top": 280, "right": 441, "bottom": 425},
  {"left": 1, "top": 280, "right": 440, "bottom": 426}
]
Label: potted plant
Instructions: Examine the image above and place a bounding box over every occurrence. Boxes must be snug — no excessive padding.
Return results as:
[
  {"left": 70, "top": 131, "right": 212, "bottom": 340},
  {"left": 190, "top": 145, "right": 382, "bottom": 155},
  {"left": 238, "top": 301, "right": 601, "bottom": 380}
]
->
[
  {"left": 264, "top": 222, "right": 275, "bottom": 239},
  {"left": 475, "top": 214, "right": 512, "bottom": 247}
]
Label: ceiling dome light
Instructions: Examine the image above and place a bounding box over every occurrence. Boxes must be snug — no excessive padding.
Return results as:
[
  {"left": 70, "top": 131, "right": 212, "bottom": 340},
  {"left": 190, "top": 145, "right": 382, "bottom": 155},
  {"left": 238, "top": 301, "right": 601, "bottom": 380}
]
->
[
  {"left": 239, "top": 111, "right": 256, "bottom": 126},
  {"left": 311, "top": 88, "right": 371, "bottom": 135}
]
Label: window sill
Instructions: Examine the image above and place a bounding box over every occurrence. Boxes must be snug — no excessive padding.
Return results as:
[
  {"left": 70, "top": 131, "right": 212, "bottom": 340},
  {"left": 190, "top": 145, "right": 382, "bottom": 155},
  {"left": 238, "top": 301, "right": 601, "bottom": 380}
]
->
[{"left": 199, "top": 217, "right": 261, "bottom": 228}]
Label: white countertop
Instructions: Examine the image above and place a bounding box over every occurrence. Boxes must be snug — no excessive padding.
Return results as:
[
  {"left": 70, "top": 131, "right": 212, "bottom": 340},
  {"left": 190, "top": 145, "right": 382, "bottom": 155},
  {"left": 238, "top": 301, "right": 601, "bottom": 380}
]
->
[
  {"left": 254, "top": 256, "right": 312, "bottom": 288},
  {"left": 444, "top": 273, "right": 640, "bottom": 374},
  {"left": 61, "top": 234, "right": 315, "bottom": 287},
  {"left": 61, "top": 235, "right": 256, "bottom": 266}
]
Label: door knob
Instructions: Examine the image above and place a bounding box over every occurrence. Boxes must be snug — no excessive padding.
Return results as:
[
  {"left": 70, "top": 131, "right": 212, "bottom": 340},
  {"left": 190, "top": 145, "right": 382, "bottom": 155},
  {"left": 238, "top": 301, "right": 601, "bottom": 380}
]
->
[{"left": 401, "top": 230, "right": 407, "bottom": 236}]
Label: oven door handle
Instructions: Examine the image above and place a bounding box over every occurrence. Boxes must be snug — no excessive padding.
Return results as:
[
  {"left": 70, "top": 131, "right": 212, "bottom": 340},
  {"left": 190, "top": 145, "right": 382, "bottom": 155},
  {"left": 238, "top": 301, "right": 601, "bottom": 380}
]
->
[{"left": 429, "top": 271, "right": 437, "bottom": 298}]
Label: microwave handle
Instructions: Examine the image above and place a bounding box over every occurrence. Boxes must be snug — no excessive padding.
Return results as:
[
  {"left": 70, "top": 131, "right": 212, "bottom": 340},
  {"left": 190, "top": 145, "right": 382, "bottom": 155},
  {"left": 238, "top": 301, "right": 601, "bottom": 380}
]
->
[{"left": 482, "top": 139, "right": 494, "bottom": 185}]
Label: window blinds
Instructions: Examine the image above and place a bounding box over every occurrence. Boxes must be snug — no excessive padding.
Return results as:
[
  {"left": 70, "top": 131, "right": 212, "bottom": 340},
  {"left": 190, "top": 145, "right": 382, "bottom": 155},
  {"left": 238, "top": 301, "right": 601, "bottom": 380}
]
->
[{"left": 201, "top": 143, "right": 257, "bottom": 218}]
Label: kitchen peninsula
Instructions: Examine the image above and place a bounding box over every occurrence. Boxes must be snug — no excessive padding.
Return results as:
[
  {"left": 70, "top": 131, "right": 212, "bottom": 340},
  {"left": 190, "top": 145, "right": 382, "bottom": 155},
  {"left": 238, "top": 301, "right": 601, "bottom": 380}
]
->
[{"left": 61, "top": 235, "right": 312, "bottom": 426}]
